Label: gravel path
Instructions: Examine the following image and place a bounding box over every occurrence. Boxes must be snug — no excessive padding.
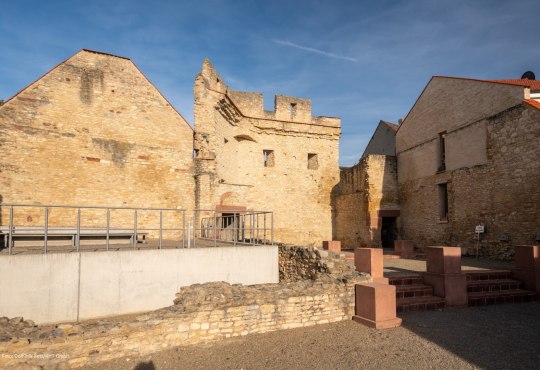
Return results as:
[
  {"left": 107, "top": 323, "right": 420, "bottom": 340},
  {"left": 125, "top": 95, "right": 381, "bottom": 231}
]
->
[{"left": 81, "top": 301, "right": 540, "bottom": 370}]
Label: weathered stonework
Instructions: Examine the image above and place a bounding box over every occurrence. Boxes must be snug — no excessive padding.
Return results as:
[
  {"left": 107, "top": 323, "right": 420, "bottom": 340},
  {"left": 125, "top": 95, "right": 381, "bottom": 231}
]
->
[
  {"left": 194, "top": 60, "right": 341, "bottom": 246},
  {"left": 0, "top": 274, "right": 369, "bottom": 369},
  {"left": 333, "top": 155, "right": 399, "bottom": 249},
  {"left": 278, "top": 245, "right": 361, "bottom": 282},
  {"left": 397, "top": 77, "right": 540, "bottom": 258},
  {"left": 0, "top": 50, "right": 194, "bottom": 237}
]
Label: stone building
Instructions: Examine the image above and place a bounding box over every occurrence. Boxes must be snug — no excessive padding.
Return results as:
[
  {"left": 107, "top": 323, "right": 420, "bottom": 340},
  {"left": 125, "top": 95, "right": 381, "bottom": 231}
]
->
[
  {"left": 361, "top": 120, "right": 398, "bottom": 158},
  {"left": 0, "top": 49, "right": 195, "bottom": 233},
  {"left": 0, "top": 50, "right": 341, "bottom": 246},
  {"left": 333, "top": 155, "right": 399, "bottom": 249},
  {"left": 193, "top": 59, "right": 341, "bottom": 245},
  {"left": 396, "top": 76, "right": 540, "bottom": 258}
]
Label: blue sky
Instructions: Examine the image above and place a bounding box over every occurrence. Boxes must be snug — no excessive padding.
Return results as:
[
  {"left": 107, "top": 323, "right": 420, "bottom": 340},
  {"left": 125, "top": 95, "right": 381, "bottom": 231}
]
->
[{"left": 1, "top": 0, "right": 539, "bottom": 166}]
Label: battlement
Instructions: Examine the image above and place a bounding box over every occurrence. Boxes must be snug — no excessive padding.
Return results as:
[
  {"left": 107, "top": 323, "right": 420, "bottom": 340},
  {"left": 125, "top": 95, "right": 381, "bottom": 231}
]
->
[{"left": 199, "top": 58, "right": 340, "bottom": 128}]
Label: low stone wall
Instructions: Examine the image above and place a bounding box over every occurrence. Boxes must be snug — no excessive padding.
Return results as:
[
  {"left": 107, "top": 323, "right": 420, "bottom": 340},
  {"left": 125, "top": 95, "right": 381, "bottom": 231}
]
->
[
  {"left": 279, "top": 245, "right": 357, "bottom": 281},
  {"left": 0, "top": 274, "right": 370, "bottom": 369}
]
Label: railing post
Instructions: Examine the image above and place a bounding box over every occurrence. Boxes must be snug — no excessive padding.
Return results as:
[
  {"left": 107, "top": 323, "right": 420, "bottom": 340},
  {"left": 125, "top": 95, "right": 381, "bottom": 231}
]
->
[
  {"left": 256, "top": 212, "right": 259, "bottom": 245},
  {"left": 106, "top": 208, "right": 110, "bottom": 251},
  {"left": 76, "top": 208, "right": 81, "bottom": 252},
  {"left": 250, "top": 213, "right": 254, "bottom": 245},
  {"left": 192, "top": 210, "right": 196, "bottom": 248},
  {"left": 44, "top": 207, "right": 49, "bottom": 254},
  {"left": 182, "top": 210, "right": 186, "bottom": 248},
  {"left": 271, "top": 212, "right": 274, "bottom": 246},
  {"left": 8, "top": 206, "right": 13, "bottom": 255},
  {"left": 233, "top": 214, "right": 237, "bottom": 246},
  {"left": 133, "top": 209, "right": 138, "bottom": 249},
  {"left": 159, "top": 210, "right": 163, "bottom": 249},
  {"left": 264, "top": 213, "right": 267, "bottom": 245},
  {"left": 213, "top": 211, "right": 217, "bottom": 247}
]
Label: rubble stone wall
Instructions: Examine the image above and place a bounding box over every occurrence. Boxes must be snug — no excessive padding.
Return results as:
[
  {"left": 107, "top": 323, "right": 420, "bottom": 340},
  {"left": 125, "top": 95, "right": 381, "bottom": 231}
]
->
[
  {"left": 398, "top": 102, "right": 540, "bottom": 259},
  {"left": 0, "top": 276, "right": 368, "bottom": 369},
  {"left": 333, "top": 155, "right": 399, "bottom": 248},
  {"left": 193, "top": 60, "right": 341, "bottom": 246}
]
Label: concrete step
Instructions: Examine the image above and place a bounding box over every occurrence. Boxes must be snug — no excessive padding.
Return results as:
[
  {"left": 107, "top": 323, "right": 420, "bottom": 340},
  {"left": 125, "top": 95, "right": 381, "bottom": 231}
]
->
[
  {"left": 396, "top": 284, "right": 434, "bottom": 299},
  {"left": 467, "top": 279, "right": 522, "bottom": 293},
  {"left": 465, "top": 269, "right": 512, "bottom": 282},
  {"left": 468, "top": 289, "right": 537, "bottom": 306},
  {"left": 387, "top": 274, "right": 424, "bottom": 286},
  {"left": 397, "top": 295, "right": 446, "bottom": 312}
]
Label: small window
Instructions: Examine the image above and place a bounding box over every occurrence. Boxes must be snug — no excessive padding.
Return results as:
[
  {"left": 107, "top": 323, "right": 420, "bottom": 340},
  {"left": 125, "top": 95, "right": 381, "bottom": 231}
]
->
[
  {"left": 290, "top": 103, "right": 297, "bottom": 115},
  {"left": 193, "top": 149, "right": 200, "bottom": 158},
  {"left": 438, "top": 183, "right": 449, "bottom": 221},
  {"left": 438, "top": 132, "right": 446, "bottom": 171},
  {"left": 263, "top": 150, "right": 275, "bottom": 167},
  {"left": 307, "top": 153, "right": 318, "bottom": 170}
]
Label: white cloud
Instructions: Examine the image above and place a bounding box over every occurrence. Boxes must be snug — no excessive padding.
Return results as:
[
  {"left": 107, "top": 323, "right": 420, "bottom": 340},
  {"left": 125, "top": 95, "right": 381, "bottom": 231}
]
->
[{"left": 273, "top": 40, "right": 358, "bottom": 63}]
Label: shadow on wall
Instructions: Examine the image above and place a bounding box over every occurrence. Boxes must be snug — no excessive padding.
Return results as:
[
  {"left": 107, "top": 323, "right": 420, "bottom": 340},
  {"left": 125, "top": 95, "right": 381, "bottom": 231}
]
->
[{"left": 331, "top": 155, "right": 399, "bottom": 249}]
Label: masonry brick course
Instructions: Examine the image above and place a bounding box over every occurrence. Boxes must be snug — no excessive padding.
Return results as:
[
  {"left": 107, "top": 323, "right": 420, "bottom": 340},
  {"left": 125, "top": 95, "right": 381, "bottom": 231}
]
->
[
  {"left": 397, "top": 78, "right": 540, "bottom": 258},
  {"left": 0, "top": 50, "right": 194, "bottom": 236},
  {"left": 333, "top": 155, "right": 399, "bottom": 248},
  {"left": 194, "top": 59, "right": 341, "bottom": 246}
]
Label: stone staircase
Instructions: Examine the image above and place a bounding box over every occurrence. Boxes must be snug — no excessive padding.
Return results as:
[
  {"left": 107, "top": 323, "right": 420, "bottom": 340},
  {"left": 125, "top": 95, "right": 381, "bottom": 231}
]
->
[
  {"left": 466, "top": 270, "right": 537, "bottom": 306},
  {"left": 388, "top": 273, "right": 446, "bottom": 312}
]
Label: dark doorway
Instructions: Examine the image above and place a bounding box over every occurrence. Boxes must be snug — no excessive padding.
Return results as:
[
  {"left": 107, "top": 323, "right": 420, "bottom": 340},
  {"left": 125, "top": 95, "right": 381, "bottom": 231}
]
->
[{"left": 381, "top": 217, "right": 397, "bottom": 248}]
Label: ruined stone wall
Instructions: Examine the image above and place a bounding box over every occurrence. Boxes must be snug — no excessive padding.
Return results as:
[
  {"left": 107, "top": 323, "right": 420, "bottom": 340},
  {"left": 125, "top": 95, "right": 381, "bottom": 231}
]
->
[
  {"left": 333, "top": 155, "right": 399, "bottom": 249},
  {"left": 194, "top": 60, "right": 340, "bottom": 246},
  {"left": 278, "top": 245, "right": 361, "bottom": 281},
  {"left": 0, "top": 50, "right": 194, "bottom": 237},
  {"left": 0, "top": 275, "right": 368, "bottom": 368},
  {"left": 398, "top": 103, "right": 540, "bottom": 259}
]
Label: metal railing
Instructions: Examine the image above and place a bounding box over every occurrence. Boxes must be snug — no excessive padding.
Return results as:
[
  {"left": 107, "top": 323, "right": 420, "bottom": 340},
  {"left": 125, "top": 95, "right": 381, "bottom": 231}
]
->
[
  {"left": 0, "top": 203, "right": 274, "bottom": 254},
  {"left": 193, "top": 209, "right": 274, "bottom": 248},
  {"left": 0, "top": 203, "right": 186, "bottom": 254}
]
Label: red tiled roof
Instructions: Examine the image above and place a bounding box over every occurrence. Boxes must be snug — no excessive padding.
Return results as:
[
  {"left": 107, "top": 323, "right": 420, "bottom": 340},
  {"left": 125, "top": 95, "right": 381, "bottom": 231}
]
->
[
  {"left": 524, "top": 99, "right": 540, "bottom": 110},
  {"left": 488, "top": 79, "right": 540, "bottom": 90}
]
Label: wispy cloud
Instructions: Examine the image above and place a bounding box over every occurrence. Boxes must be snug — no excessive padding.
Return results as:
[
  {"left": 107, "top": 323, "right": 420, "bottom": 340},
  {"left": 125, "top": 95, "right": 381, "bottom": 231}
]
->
[{"left": 273, "top": 39, "right": 358, "bottom": 63}]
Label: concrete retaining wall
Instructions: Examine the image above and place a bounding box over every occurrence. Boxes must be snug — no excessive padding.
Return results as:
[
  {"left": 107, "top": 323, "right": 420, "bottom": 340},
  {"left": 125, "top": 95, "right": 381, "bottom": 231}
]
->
[{"left": 0, "top": 246, "right": 278, "bottom": 324}]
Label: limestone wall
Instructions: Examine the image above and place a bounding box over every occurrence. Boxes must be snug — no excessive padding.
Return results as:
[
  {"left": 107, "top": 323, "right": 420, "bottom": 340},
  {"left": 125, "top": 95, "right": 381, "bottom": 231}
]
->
[
  {"left": 396, "top": 77, "right": 524, "bottom": 154},
  {"left": 194, "top": 59, "right": 341, "bottom": 246},
  {"left": 0, "top": 277, "right": 368, "bottom": 368},
  {"left": 333, "top": 155, "right": 399, "bottom": 248},
  {"left": 398, "top": 103, "right": 540, "bottom": 258},
  {"left": 0, "top": 50, "right": 195, "bottom": 235}
]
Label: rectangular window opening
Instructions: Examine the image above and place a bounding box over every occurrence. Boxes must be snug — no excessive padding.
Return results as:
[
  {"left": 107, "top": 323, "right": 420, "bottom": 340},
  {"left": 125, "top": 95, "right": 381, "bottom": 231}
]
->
[
  {"left": 193, "top": 149, "right": 200, "bottom": 158},
  {"left": 290, "top": 103, "right": 297, "bottom": 115},
  {"left": 438, "top": 132, "right": 446, "bottom": 172},
  {"left": 438, "top": 183, "right": 449, "bottom": 221},
  {"left": 307, "top": 153, "right": 319, "bottom": 170},
  {"left": 263, "top": 150, "right": 275, "bottom": 167}
]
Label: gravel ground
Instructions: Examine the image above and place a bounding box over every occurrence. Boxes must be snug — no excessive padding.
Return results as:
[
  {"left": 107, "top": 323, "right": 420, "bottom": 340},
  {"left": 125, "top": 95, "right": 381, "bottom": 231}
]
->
[{"left": 81, "top": 301, "right": 540, "bottom": 370}]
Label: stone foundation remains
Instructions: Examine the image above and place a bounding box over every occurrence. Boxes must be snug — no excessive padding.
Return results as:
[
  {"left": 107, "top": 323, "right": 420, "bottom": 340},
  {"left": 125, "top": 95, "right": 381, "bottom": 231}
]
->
[{"left": 0, "top": 246, "right": 369, "bottom": 369}]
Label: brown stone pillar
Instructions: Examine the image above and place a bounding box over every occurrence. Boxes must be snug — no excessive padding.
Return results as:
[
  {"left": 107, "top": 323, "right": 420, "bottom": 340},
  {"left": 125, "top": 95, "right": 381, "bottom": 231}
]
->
[
  {"left": 353, "top": 283, "right": 402, "bottom": 329},
  {"left": 511, "top": 245, "right": 540, "bottom": 296},
  {"left": 354, "top": 248, "right": 388, "bottom": 284},
  {"left": 423, "top": 246, "right": 467, "bottom": 306},
  {"left": 394, "top": 240, "right": 415, "bottom": 258}
]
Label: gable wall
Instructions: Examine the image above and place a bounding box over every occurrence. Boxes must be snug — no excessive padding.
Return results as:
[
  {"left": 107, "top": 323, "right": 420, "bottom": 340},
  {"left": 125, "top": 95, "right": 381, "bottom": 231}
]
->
[{"left": 0, "top": 51, "right": 194, "bottom": 233}]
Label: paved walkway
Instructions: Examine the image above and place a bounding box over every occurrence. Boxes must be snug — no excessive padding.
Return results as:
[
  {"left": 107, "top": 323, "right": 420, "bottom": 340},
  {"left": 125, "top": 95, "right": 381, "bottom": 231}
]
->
[{"left": 383, "top": 255, "right": 513, "bottom": 274}]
